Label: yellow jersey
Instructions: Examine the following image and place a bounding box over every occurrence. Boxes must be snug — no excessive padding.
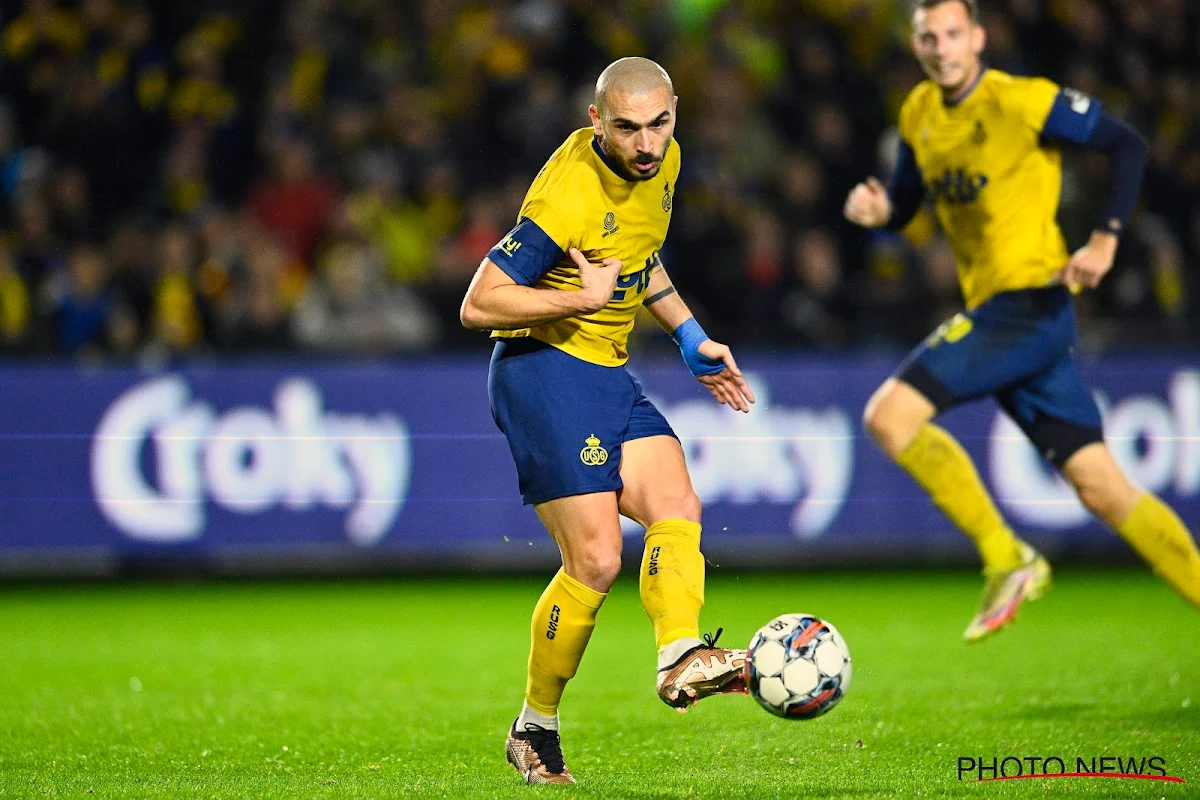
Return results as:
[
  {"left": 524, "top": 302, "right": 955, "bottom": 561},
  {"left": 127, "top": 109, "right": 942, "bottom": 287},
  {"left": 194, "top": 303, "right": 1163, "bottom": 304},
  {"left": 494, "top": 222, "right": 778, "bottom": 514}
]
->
[
  {"left": 487, "top": 127, "right": 679, "bottom": 366},
  {"left": 899, "top": 70, "right": 1070, "bottom": 309}
]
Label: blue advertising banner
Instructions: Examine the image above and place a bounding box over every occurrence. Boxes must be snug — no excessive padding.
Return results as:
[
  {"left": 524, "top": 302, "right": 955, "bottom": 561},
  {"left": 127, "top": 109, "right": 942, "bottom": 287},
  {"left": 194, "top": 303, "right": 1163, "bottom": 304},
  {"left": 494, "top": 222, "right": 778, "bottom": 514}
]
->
[{"left": 1, "top": 352, "right": 1198, "bottom": 572}]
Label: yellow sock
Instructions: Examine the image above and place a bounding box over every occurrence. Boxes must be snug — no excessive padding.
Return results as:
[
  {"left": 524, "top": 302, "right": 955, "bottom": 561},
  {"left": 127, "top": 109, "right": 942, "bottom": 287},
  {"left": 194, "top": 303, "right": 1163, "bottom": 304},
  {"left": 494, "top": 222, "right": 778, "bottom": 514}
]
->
[
  {"left": 896, "top": 423, "right": 1025, "bottom": 571},
  {"left": 1117, "top": 493, "right": 1200, "bottom": 609},
  {"left": 525, "top": 569, "right": 607, "bottom": 716},
  {"left": 640, "top": 519, "right": 705, "bottom": 648}
]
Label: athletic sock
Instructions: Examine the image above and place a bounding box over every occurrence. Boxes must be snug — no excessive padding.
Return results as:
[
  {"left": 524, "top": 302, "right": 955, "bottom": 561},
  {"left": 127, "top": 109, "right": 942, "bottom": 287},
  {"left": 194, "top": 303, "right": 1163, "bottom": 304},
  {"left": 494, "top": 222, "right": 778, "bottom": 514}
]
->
[
  {"left": 896, "top": 423, "right": 1026, "bottom": 571},
  {"left": 657, "top": 636, "right": 703, "bottom": 670},
  {"left": 525, "top": 569, "right": 607, "bottom": 716},
  {"left": 641, "top": 519, "right": 705, "bottom": 650},
  {"left": 515, "top": 701, "right": 559, "bottom": 732},
  {"left": 1117, "top": 493, "right": 1200, "bottom": 608}
]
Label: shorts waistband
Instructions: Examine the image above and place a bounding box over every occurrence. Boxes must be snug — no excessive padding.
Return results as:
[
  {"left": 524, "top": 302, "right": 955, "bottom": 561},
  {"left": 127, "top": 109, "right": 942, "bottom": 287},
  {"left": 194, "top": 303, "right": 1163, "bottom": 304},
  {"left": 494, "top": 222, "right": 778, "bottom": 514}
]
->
[{"left": 492, "top": 336, "right": 554, "bottom": 361}]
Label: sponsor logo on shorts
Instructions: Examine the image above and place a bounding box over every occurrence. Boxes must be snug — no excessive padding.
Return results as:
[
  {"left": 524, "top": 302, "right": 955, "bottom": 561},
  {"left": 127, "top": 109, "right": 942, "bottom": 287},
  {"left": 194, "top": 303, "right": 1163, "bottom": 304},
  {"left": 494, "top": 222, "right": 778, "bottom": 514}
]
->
[
  {"left": 580, "top": 434, "right": 608, "bottom": 465},
  {"left": 927, "top": 313, "right": 973, "bottom": 347}
]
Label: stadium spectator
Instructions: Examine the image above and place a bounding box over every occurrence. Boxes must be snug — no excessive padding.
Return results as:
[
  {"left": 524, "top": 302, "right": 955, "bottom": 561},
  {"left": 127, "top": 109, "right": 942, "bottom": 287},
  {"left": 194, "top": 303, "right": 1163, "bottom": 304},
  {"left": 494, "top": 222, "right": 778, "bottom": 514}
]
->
[
  {"left": 47, "top": 242, "right": 111, "bottom": 355},
  {"left": 0, "top": 0, "right": 1194, "bottom": 358},
  {"left": 0, "top": 241, "right": 31, "bottom": 351},
  {"left": 292, "top": 239, "right": 438, "bottom": 353}
]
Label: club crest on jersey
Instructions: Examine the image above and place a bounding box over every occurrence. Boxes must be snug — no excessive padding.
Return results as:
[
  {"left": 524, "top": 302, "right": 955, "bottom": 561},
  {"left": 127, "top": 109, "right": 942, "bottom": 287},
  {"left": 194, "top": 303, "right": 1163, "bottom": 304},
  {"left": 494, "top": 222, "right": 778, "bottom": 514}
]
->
[
  {"left": 662, "top": 181, "right": 672, "bottom": 212},
  {"left": 580, "top": 434, "right": 608, "bottom": 465},
  {"left": 602, "top": 211, "right": 620, "bottom": 238},
  {"left": 930, "top": 168, "right": 989, "bottom": 205},
  {"left": 972, "top": 120, "right": 987, "bottom": 145}
]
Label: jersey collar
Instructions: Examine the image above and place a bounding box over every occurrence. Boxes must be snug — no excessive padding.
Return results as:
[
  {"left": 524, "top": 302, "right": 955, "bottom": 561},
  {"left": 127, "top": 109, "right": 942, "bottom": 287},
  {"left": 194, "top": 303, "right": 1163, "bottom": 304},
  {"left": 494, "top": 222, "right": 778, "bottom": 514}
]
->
[
  {"left": 943, "top": 67, "right": 987, "bottom": 108},
  {"left": 591, "top": 135, "right": 625, "bottom": 179}
]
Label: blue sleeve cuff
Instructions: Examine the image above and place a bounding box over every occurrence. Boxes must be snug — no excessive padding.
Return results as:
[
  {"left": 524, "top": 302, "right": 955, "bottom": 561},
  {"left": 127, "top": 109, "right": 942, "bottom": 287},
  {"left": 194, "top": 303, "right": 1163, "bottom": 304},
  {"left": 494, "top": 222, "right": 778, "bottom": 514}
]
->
[
  {"left": 671, "top": 318, "right": 725, "bottom": 377},
  {"left": 1041, "top": 89, "right": 1102, "bottom": 145},
  {"left": 487, "top": 218, "right": 564, "bottom": 287}
]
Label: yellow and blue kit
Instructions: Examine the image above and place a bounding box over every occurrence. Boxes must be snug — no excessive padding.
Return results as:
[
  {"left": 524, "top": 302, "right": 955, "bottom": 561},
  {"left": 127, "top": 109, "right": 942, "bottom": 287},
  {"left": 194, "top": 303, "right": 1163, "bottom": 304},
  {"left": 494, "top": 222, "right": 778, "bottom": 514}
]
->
[
  {"left": 486, "top": 128, "right": 682, "bottom": 504},
  {"left": 488, "top": 127, "right": 680, "bottom": 367},
  {"left": 886, "top": 69, "right": 1149, "bottom": 466}
]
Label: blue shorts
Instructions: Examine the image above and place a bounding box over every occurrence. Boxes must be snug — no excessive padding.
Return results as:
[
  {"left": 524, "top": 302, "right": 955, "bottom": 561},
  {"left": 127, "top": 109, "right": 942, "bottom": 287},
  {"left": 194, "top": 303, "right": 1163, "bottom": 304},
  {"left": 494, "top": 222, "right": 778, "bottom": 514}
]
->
[
  {"left": 488, "top": 338, "right": 677, "bottom": 505},
  {"left": 897, "top": 286, "right": 1103, "bottom": 467}
]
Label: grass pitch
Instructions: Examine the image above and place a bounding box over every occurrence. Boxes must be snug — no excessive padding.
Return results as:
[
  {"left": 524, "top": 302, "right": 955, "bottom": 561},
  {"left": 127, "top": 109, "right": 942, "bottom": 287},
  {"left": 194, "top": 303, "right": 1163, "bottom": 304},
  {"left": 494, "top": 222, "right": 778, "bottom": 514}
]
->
[{"left": 1, "top": 570, "right": 1197, "bottom": 798}]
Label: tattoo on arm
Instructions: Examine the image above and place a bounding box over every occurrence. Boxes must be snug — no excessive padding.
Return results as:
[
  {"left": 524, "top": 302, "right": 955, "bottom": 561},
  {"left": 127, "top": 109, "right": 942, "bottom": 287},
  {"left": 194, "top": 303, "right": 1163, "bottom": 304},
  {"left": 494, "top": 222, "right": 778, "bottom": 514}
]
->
[{"left": 643, "top": 286, "right": 677, "bottom": 306}]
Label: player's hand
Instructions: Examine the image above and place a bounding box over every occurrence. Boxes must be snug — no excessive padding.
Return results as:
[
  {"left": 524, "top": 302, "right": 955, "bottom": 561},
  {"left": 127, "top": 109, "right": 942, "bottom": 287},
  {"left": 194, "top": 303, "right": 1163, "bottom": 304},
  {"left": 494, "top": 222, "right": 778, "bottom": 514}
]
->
[
  {"left": 569, "top": 248, "right": 622, "bottom": 314},
  {"left": 843, "top": 177, "right": 892, "bottom": 228},
  {"left": 695, "top": 340, "right": 756, "bottom": 413},
  {"left": 1059, "top": 231, "right": 1119, "bottom": 291}
]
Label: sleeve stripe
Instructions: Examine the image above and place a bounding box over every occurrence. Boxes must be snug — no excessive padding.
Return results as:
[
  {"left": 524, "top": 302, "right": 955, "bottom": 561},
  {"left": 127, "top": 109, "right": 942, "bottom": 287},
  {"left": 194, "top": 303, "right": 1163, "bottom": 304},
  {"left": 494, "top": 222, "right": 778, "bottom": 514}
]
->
[
  {"left": 1040, "top": 89, "right": 1102, "bottom": 145},
  {"left": 486, "top": 217, "right": 565, "bottom": 287}
]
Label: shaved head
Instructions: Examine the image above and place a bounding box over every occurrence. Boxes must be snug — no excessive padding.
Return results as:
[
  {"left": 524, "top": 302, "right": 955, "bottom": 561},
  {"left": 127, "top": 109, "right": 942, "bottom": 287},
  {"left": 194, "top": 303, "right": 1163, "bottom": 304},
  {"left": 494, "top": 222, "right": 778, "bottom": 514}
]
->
[
  {"left": 595, "top": 57, "right": 674, "bottom": 120},
  {"left": 589, "top": 58, "right": 677, "bottom": 181}
]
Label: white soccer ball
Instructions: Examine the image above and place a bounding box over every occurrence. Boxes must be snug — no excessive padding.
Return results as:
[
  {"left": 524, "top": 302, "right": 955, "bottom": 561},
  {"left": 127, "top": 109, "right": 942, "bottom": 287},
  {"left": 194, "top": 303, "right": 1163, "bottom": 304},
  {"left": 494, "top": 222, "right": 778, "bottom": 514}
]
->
[{"left": 746, "top": 613, "right": 852, "bottom": 719}]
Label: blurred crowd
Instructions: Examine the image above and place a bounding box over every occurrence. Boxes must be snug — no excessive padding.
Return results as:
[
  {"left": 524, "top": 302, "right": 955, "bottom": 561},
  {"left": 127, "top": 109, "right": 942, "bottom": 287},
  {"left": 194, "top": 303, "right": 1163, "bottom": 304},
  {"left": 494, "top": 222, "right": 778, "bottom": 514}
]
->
[{"left": 0, "top": 0, "right": 1197, "bottom": 362}]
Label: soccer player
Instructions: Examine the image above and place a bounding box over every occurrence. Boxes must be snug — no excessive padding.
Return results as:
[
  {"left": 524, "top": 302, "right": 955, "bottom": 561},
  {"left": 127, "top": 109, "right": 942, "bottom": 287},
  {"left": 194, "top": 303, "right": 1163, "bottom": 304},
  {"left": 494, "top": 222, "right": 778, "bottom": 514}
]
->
[
  {"left": 460, "top": 57, "right": 756, "bottom": 785},
  {"left": 844, "top": 0, "right": 1200, "bottom": 642}
]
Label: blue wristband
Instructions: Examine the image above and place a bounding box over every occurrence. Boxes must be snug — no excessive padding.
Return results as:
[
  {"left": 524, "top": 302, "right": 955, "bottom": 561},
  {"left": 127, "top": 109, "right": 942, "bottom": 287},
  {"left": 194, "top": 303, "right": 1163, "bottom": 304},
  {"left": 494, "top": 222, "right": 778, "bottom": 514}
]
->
[{"left": 671, "top": 318, "right": 725, "bottom": 377}]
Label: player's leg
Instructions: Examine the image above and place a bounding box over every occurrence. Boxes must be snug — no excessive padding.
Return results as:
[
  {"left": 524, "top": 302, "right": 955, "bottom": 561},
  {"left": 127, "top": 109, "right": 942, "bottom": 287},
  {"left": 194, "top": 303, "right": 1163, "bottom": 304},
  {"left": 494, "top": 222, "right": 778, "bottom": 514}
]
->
[
  {"left": 1062, "top": 443, "right": 1200, "bottom": 608},
  {"left": 489, "top": 339, "right": 632, "bottom": 784},
  {"left": 866, "top": 293, "right": 1090, "bottom": 640},
  {"left": 865, "top": 369, "right": 1027, "bottom": 573},
  {"left": 618, "top": 434, "right": 703, "bottom": 655},
  {"left": 867, "top": 375, "right": 1049, "bottom": 641},
  {"left": 526, "top": 491, "right": 623, "bottom": 720},
  {"left": 504, "top": 492, "right": 619, "bottom": 785},
  {"left": 618, "top": 431, "right": 746, "bottom": 710}
]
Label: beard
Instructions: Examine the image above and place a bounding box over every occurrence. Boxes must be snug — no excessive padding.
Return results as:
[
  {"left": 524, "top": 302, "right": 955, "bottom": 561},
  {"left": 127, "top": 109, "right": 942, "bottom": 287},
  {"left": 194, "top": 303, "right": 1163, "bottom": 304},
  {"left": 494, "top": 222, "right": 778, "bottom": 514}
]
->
[{"left": 599, "top": 136, "right": 664, "bottom": 182}]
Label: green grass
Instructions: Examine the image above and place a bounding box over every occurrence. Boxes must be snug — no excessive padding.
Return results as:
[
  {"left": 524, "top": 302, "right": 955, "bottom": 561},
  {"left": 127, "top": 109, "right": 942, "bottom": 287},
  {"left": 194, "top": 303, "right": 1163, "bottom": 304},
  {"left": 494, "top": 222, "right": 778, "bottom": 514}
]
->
[{"left": 0, "top": 570, "right": 1197, "bottom": 798}]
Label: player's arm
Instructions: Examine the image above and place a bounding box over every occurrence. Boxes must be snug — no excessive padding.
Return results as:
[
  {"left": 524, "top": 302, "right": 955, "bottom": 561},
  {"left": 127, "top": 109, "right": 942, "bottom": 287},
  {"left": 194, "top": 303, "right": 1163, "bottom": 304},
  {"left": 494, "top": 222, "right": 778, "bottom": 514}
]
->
[
  {"left": 1039, "top": 89, "right": 1150, "bottom": 290},
  {"left": 459, "top": 219, "right": 620, "bottom": 331},
  {"left": 843, "top": 139, "right": 925, "bottom": 231},
  {"left": 641, "top": 264, "right": 756, "bottom": 413}
]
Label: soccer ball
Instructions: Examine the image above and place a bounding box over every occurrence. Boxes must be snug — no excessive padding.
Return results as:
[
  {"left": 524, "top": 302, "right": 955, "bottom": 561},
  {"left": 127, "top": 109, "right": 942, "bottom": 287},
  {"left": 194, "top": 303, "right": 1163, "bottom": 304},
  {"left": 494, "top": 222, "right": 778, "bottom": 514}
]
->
[{"left": 745, "top": 613, "right": 852, "bottom": 719}]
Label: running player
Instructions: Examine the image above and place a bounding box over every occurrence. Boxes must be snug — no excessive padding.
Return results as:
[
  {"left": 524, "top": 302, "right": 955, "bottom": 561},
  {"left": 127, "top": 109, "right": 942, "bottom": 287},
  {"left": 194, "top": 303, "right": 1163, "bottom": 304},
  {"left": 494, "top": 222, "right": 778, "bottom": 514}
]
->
[{"left": 844, "top": 0, "right": 1200, "bottom": 642}]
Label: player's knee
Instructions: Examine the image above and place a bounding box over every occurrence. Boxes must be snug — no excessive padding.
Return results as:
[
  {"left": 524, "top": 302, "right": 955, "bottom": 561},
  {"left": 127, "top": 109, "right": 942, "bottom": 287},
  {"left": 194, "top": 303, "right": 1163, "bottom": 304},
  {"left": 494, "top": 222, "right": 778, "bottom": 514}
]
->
[
  {"left": 1064, "top": 446, "right": 1140, "bottom": 528},
  {"left": 649, "top": 487, "right": 703, "bottom": 525},
  {"left": 571, "top": 545, "right": 623, "bottom": 592},
  {"left": 863, "top": 398, "right": 903, "bottom": 456},
  {"left": 863, "top": 382, "right": 932, "bottom": 457},
  {"left": 672, "top": 488, "right": 703, "bottom": 524}
]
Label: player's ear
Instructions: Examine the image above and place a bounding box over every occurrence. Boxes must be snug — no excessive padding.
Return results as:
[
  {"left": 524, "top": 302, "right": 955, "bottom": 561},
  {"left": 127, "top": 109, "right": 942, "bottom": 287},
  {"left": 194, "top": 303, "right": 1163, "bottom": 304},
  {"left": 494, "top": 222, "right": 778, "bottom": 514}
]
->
[
  {"left": 588, "top": 104, "right": 603, "bottom": 137},
  {"left": 971, "top": 21, "right": 986, "bottom": 56}
]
